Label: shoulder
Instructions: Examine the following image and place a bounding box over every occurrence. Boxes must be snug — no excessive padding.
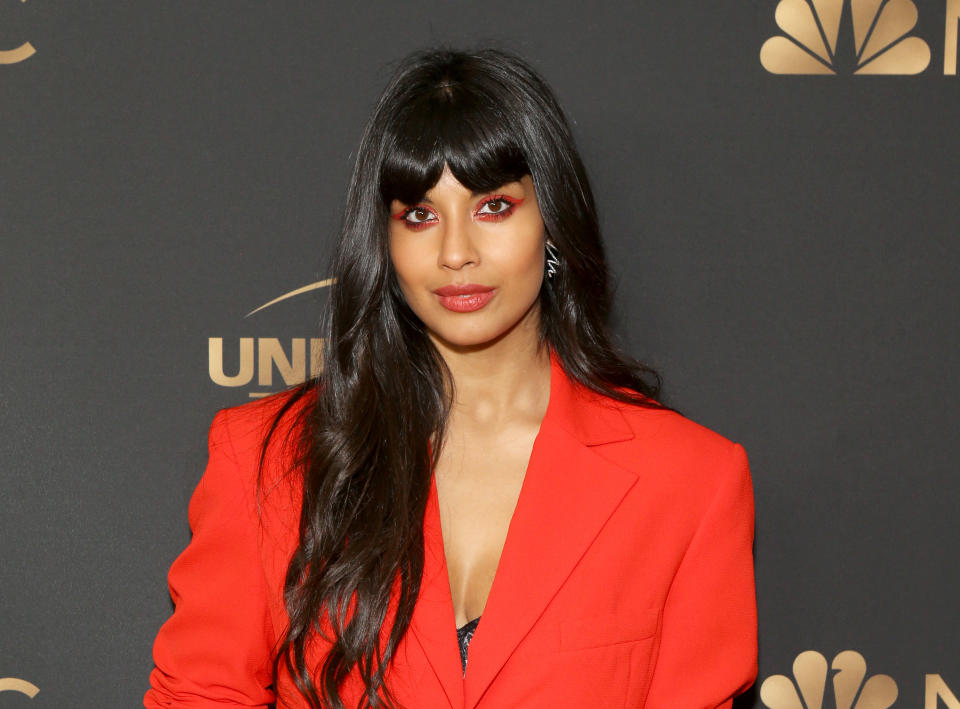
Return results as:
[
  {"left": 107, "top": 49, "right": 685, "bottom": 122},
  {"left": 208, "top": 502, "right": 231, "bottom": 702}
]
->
[
  {"left": 213, "top": 386, "right": 313, "bottom": 456},
  {"left": 202, "top": 385, "right": 315, "bottom": 499},
  {"left": 625, "top": 399, "right": 742, "bottom": 456},
  {"left": 598, "top": 384, "right": 743, "bottom": 457},
  {"left": 601, "top": 394, "right": 751, "bottom": 498}
]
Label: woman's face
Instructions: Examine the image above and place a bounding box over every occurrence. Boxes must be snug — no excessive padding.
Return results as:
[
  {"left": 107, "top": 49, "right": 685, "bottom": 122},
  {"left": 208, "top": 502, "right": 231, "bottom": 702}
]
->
[{"left": 388, "top": 164, "right": 546, "bottom": 351}]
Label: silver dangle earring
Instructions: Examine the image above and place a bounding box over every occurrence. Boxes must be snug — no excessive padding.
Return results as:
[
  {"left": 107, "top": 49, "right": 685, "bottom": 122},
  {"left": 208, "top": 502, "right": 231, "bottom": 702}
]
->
[{"left": 545, "top": 240, "right": 560, "bottom": 279}]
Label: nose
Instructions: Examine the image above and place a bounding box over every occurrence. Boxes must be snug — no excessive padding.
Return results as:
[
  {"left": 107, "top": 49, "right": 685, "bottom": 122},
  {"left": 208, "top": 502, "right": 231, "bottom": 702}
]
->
[{"left": 437, "top": 213, "right": 479, "bottom": 271}]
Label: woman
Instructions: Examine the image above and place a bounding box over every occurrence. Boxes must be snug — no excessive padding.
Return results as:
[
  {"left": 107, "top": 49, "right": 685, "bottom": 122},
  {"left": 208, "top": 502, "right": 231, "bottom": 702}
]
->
[{"left": 145, "top": 46, "right": 757, "bottom": 709}]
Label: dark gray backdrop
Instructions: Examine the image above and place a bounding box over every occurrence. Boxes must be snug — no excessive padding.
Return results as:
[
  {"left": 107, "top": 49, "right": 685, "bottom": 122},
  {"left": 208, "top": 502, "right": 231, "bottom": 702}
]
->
[{"left": 2, "top": 1, "right": 957, "bottom": 707}]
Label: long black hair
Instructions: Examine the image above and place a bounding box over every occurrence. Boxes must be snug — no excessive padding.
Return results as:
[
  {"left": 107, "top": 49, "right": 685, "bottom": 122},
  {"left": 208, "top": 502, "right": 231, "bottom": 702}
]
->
[{"left": 260, "top": 45, "right": 669, "bottom": 709}]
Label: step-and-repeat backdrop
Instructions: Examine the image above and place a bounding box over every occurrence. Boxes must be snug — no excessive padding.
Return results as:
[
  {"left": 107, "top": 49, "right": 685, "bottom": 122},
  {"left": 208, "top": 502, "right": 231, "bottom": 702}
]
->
[{"left": 2, "top": 1, "right": 958, "bottom": 707}]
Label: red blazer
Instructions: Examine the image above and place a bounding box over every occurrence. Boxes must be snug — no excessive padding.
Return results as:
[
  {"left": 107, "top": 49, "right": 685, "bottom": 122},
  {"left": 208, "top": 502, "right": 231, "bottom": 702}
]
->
[{"left": 145, "top": 350, "right": 757, "bottom": 708}]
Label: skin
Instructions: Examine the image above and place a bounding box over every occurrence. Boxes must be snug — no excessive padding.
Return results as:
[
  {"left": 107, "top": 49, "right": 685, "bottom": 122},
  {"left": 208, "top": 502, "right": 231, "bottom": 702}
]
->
[{"left": 388, "top": 163, "right": 553, "bottom": 628}]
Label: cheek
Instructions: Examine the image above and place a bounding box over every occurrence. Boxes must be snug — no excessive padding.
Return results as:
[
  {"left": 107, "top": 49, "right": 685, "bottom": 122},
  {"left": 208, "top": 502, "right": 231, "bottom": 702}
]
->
[
  {"left": 508, "top": 214, "right": 546, "bottom": 277},
  {"left": 388, "top": 237, "right": 437, "bottom": 317},
  {"left": 388, "top": 235, "right": 420, "bottom": 288},
  {"left": 492, "top": 235, "right": 545, "bottom": 285}
]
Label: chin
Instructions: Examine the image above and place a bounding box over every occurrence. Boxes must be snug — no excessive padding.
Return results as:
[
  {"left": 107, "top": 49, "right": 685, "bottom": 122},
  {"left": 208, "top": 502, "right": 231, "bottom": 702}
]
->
[
  {"left": 430, "top": 332, "right": 501, "bottom": 350},
  {"left": 426, "top": 322, "right": 509, "bottom": 350},
  {"left": 421, "top": 300, "right": 541, "bottom": 350}
]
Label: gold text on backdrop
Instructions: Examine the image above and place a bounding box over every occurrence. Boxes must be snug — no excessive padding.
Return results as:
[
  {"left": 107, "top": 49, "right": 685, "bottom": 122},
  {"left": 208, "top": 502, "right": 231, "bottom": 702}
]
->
[
  {"left": 208, "top": 337, "right": 324, "bottom": 395},
  {"left": 928, "top": 675, "right": 960, "bottom": 709},
  {"left": 946, "top": 0, "right": 960, "bottom": 73},
  {"left": 0, "top": 0, "right": 35, "bottom": 64},
  {"left": 208, "top": 279, "right": 334, "bottom": 398}
]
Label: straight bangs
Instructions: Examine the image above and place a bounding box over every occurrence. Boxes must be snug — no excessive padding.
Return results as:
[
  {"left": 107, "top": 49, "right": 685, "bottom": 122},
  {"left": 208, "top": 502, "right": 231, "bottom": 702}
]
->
[{"left": 379, "top": 86, "right": 530, "bottom": 208}]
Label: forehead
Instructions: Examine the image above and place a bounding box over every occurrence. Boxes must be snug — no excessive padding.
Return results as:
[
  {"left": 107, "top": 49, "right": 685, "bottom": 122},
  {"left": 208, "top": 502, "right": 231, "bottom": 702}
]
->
[{"left": 431, "top": 164, "right": 477, "bottom": 194}]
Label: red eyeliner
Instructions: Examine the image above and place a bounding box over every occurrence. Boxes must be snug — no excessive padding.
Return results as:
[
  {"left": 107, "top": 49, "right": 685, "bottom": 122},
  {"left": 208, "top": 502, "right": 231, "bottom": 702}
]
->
[
  {"left": 392, "top": 195, "right": 524, "bottom": 229},
  {"left": 392, "top": 205, "right": 438, "bottom": 231},
  {"left": 391, "top": 206, "right": 434, "bottom": 220},
  {"left": 475, "top": 195, "right": 524, "bottom": 221}
]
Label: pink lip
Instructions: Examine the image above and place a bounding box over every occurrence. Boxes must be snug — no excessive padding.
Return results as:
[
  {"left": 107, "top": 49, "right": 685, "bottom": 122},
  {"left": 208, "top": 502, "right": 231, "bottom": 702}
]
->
[
  {"left": 433, "top": 284, "right": 496, "bottom": 313},
  {"left": 433, "top": 283, "right": 495, "bottom": 296}
]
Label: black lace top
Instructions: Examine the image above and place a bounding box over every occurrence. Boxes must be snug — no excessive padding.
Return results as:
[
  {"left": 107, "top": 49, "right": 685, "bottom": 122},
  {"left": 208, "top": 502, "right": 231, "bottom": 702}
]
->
[{"left": 456, "top": 616, "right": 481, "bottom": 675}]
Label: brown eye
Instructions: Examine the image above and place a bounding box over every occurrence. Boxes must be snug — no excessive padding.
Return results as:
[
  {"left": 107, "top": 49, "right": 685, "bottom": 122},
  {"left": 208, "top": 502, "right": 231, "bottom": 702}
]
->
[
  {"left": 404, "top": 206, "right": 436, "bottom": 224},
  {"left": 475, "top": 195, "right": 520, "bottom": 219}
]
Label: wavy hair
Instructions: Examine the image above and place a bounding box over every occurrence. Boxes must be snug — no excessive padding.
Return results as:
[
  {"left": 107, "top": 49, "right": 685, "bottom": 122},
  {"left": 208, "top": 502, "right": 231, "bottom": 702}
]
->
[{"left": 260, "top": 45, "right": 670, "bottom": 709}]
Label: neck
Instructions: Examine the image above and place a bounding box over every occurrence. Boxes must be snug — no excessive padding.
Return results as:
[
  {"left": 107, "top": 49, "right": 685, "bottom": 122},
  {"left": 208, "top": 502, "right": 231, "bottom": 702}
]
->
[{"left": 430, "top": 308, "right": 552, "bottom": 427}]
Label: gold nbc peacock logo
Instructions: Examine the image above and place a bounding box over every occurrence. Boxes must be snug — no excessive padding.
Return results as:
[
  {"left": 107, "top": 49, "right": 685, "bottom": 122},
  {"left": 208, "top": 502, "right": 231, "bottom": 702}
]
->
[
  {"left": 761, "top": 650, "right": 897, "bottom": 709},
  {"left": 760, "top": 0, "right": 931, "bottom": 74}
]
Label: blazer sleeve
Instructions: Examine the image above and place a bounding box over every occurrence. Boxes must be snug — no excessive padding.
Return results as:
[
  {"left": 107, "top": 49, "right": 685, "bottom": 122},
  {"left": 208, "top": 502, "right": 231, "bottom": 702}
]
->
[
  {"left": 643, "top": 442, "right": 758, "bottom": 709},
  {"left": 144, "top": 408, "right": 278, "bottom": 708}
]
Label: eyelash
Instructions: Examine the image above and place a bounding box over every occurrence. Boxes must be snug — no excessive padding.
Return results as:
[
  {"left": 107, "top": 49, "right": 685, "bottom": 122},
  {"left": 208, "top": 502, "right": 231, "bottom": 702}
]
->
[{"left": 392, "top": 195, "right": 523, "bottom": 231}]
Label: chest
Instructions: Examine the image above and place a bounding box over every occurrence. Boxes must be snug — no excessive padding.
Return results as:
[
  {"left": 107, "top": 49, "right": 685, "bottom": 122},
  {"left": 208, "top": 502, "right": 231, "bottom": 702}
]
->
[{"left": 432, "top": 423, "right": 540, "bottom": 627}]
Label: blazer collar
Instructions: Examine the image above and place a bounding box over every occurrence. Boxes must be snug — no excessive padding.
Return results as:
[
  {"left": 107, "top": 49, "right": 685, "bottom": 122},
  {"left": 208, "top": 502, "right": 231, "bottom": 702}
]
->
[
  {"left": 408, "top": 348, "right": 641, "bottom": 709},
  {"left": 543, "top": 348, "right": 635, "bottom": 447}
]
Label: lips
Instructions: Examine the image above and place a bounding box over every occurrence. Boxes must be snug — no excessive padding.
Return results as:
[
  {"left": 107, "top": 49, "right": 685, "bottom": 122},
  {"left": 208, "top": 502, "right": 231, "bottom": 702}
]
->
[
  {"left": 432, "top": 283, "right": 496, "bottom": 313},
  {"left": 433, "top": 283, "right": 495, "bottom": 296}
]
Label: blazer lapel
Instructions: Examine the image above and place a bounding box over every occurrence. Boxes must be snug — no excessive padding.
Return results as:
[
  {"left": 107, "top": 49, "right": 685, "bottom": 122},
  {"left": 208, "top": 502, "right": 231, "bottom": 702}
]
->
[
  {"left": 408, "top": 469, "right": 468, "bottom": 709},
  {"left": 410, "top": 350, "right": 640, "bottom": 709}
]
